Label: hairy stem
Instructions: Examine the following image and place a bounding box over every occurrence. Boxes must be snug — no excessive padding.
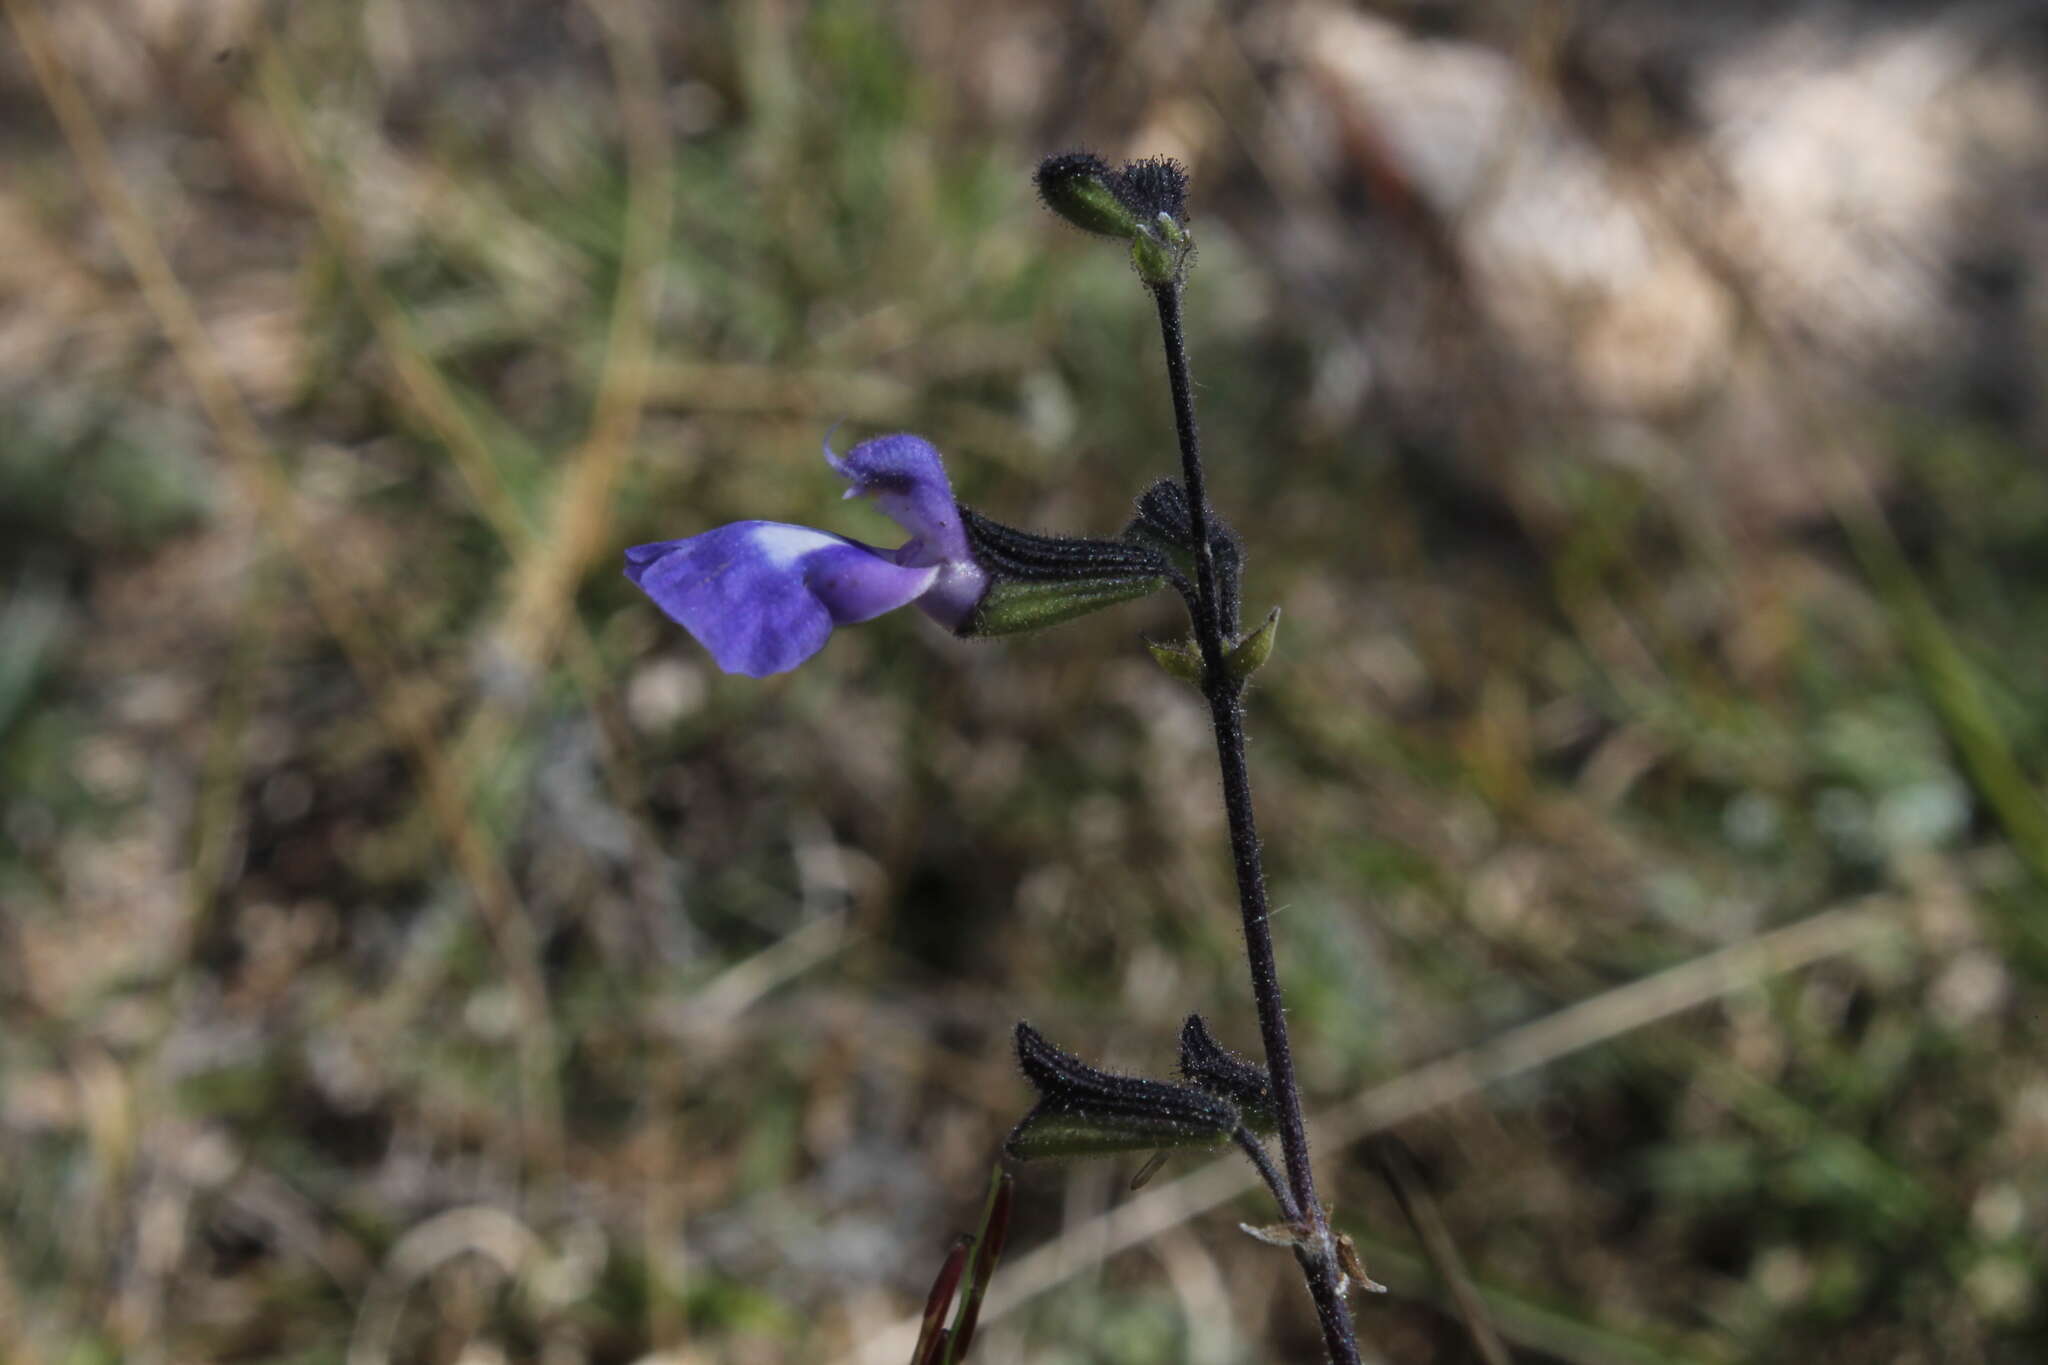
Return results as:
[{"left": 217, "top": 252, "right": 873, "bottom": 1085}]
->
[{"left": 1151, "top": 283, "right": 1363, "bottom": 1364}]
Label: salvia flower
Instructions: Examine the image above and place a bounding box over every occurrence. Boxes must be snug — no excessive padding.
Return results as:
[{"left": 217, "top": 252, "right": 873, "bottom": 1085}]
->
[
  {"left": 1035, "top": 151, "right": 1194, "bottom": 286},
  {"left": 626, "top": 434, "right": 1170, "bottom": 677},
  {"left": 623, "top": 434, "right": 983, "bottom": 678}
]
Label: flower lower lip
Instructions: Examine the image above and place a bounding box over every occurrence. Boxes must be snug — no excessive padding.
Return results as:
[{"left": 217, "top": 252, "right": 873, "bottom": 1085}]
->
[{"left": 625, "top": 521, "right": 937, "bottom": 677}]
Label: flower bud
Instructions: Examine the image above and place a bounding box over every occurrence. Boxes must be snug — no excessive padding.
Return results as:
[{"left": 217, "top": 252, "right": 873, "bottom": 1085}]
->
[
  {"left": 1117, "top": 157, "right": 1189, "bottom": 222},
  {"left": 1035, "top": 153, "right": 1195, "bottom": 284},
  {"left": 1119, "top": 158, "right": 1194, "bottom": 286},
  {"left": 1034, "top": 151, "right": 1140, "bottom": 239}
]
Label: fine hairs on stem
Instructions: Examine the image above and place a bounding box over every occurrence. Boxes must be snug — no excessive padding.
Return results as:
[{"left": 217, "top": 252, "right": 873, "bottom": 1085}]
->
[{"left": 1150, "top": 273, "right": 1367, "bottom": 1365}]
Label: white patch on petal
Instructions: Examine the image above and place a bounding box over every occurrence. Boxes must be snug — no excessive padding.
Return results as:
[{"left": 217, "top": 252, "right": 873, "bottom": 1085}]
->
[{"left": 742, "top": 523, "right": 846, "bottom": 569}]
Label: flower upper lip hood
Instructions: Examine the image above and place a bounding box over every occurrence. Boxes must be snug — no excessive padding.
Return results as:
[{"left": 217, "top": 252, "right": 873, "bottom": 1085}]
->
[
  {"left": 824, "top": 433, "right": 988, "bottom": 631},
  {"left": 623, "top": 434, "right": 989, "bottom": 678}
]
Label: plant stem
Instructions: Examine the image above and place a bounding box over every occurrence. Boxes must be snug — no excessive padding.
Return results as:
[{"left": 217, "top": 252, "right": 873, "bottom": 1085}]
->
[
  {"left": 1235, "top": 1127, "right": 1301, "bottom": 1225},
  {"left": 1151, "top": 282, "right": 1363, "bottom": 1365}
]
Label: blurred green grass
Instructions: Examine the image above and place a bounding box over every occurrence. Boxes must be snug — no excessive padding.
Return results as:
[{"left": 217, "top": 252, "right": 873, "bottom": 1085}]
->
[{"left": 3, "top": 1, "right": 2047, "bottom": 1363}]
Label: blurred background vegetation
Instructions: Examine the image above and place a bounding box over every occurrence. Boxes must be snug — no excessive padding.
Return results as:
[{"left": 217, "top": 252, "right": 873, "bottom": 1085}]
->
[{"left": 3, "top": 1, "right": 2047, "bottom": 1361}]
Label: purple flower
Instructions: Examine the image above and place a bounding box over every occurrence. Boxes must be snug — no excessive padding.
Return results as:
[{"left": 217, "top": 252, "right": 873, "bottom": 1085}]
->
[{"left": 624, "top": 434, "right": 990, "bottom": 678}]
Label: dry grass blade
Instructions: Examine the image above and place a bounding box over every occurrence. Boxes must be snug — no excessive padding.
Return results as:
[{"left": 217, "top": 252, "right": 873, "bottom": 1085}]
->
[
  {"left": 345, "top": 1206, "right": 543, "bottom": 1365},
  {"left": 0, "top": 1239, "right": 33, "bottom": 1365},
  {"left": 254, "top": 19, "right": 663, "bottom": 869},
  {"left": 1369, "top": 1135, "right": 1511, "bottom": 1365},
  {"left": 495, "top": 0, "right": 674, "bottom": 668},
  {"left": 1338, "top": 1231, "right": 1713, "bottom": 1365},
  {"left": 177, "top": 564, "right": 275, "bottom": 962},
  {"left": 5, "top": 0, "right": 562, "bottom": 1167}
]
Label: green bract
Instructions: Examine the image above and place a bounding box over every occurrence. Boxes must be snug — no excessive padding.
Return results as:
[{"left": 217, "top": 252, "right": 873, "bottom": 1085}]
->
[{"left": 1034, "top": 152, "right": 1141, "bottom": 239}]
